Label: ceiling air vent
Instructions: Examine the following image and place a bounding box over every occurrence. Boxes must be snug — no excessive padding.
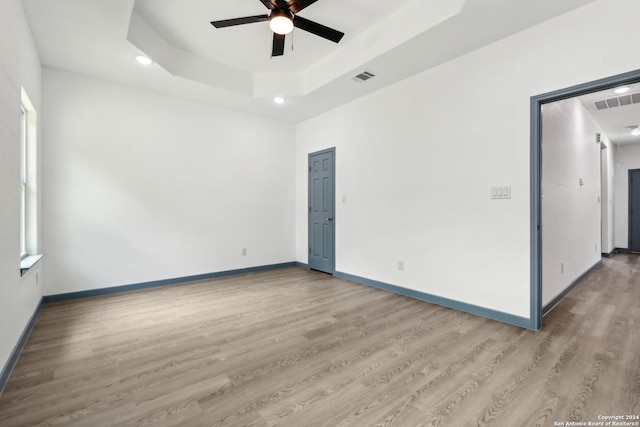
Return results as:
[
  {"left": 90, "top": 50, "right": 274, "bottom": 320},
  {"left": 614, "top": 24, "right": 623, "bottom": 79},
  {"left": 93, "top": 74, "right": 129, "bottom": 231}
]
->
[
  {"left": 593, "top": 92, "right": 640, "bottom": 111},
  {"left": 353, "top": 70, "right": 375, "bottom": 83}
]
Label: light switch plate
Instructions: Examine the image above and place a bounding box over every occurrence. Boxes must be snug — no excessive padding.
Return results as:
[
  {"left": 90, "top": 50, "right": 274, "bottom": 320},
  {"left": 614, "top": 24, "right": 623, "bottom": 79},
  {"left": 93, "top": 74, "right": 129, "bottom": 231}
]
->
[{"left": 491, "top": 186, "right": 511, "bottom": 199}]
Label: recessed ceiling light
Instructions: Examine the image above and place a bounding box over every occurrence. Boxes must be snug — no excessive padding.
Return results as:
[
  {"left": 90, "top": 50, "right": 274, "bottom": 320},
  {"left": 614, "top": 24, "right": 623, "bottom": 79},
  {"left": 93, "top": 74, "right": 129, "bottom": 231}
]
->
[
  {"left": 614, "top": 86, "right": 631, "bottom": 94},
  {"left": 135, "top": 55, "right": 153, "bottom": 66},
  {"left": 274, "top": 97, "right": 286, "bottom": 104}
]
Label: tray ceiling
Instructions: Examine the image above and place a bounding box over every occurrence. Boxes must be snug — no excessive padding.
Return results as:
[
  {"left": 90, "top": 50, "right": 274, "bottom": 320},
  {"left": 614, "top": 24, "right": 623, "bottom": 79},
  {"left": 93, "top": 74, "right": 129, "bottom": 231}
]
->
[{"left": 22, "top": 0, "right": 598, "bottom": 122}]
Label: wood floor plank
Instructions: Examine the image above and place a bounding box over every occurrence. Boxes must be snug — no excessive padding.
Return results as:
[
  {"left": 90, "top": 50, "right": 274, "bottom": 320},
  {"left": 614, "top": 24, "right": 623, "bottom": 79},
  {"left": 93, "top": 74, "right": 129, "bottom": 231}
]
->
[
  {"left": 258, "top": 314, "right": 464, "bottom": 426},
  {"left": 0, "top": 259, "right": 639, "bottom": 426}
]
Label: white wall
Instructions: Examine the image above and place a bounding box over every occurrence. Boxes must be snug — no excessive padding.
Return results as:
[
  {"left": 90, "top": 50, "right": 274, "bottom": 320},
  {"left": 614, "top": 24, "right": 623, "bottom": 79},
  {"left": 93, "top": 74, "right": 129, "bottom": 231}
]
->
[
  {"left": 614, "top": 143, "right": 640, "bottom": 249},
  {"left": 0, "top": 0, "right": 43, "bottom": 376},
  {"left": 295, "top": 0, "right": 640, "bottom": 319},
  {"left": 42, "top": 69, "right": 295, "bottom": 295},
  {"left": 541, "top": 98, "right": 602, "bottom": 307}
]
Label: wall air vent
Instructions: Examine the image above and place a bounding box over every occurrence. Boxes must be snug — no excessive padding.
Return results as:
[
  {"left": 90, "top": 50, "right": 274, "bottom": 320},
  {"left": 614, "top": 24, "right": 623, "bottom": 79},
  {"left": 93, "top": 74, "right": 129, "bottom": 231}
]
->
[
  {"left": 353, "top": 70, "right": 375, "bottom": 83},
  {"left": 593, "top": 92, "right": 640, "bottom": 110},
  {"left": 596, "top": 133, "right": 601, "bottom": 144}
]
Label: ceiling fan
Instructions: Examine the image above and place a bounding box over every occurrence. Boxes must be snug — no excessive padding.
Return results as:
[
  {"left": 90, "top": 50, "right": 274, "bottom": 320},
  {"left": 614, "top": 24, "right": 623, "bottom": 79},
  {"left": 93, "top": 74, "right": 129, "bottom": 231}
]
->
[{"left": 210, "top": 0, "right": 345, "bottom": 57}]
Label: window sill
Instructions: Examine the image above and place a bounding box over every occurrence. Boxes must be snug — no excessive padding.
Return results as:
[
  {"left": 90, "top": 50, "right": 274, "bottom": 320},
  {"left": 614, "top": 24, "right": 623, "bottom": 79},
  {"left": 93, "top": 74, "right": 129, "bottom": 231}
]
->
[{"left": 20, "top": 254, "right": 43, "bottom": 276}]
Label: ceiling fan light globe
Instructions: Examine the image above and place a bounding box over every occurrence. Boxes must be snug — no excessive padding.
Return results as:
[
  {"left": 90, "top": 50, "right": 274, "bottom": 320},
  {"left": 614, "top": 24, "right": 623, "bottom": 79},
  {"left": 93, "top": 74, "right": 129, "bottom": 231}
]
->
[{"left": 270, "top": 15, "right": 293, "bottom": 35}]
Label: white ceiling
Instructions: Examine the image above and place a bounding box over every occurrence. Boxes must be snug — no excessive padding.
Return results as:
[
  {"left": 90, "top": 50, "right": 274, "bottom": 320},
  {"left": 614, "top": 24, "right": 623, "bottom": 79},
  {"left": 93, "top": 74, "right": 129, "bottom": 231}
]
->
[
  {"left": 578, "top": 85, "right": 640, "bottom": 145},
  {"left": 22, "top": 0, "right": 599, "bottom": 123},
  {"left": 133, "top": 0, "right": 415, "bottom": 74}
]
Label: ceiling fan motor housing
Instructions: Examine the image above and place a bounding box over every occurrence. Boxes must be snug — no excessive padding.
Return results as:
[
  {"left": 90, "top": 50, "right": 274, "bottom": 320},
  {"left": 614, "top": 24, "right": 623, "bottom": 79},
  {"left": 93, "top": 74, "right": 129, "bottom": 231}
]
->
[{"left": 270, "top": 8, "right": 293, "bottom": 21}]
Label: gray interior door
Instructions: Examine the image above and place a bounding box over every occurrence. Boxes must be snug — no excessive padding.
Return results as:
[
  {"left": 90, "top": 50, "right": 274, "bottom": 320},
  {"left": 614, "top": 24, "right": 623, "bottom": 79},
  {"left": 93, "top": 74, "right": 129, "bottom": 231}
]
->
[
  {"left": 630, "top": 169, "right": 640, "bottom": 252},
  {"left": 308, "top": 149, "right": 335, "bottom": 273}
]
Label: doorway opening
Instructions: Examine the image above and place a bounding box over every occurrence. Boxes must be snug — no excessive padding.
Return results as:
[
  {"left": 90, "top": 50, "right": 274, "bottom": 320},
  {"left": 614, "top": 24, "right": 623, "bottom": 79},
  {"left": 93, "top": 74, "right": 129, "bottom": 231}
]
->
[{"left": 531, "top": 69, "right": 640, "bottom": 329}]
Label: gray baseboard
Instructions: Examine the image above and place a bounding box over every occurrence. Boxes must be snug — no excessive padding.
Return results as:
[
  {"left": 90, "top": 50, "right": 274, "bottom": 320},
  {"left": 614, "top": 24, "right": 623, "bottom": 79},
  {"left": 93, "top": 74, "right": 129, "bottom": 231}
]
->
[
  {"left": 0, "top": 298, "right": 43, "bottom": 397},
  {"left": 43, "top": 262, "right": 297, "bottom": 303},
  {"left": 334, "top": 271, "right": 532, "bottom": 329},
  {"left": 542, "top": 260, "right": 602, "bottom": 316}
]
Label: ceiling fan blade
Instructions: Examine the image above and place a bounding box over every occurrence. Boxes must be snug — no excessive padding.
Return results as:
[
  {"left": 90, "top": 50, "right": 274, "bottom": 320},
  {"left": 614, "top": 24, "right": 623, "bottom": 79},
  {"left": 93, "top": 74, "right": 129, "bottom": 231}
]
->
[
  {"left": 293, "top": 16, "right": 344, "bottom": 43},
  {"left": 287, "top": 0, "right": 319, "bottom": 14},
  {"left": 211, "top": 15, "right": 268, "bottom": 28},
  {"left": 259, "top": 0, "right": 277, "bottom": 9},
  {"left": 272, "top": 33, "right": 285, "bottom": 57}
]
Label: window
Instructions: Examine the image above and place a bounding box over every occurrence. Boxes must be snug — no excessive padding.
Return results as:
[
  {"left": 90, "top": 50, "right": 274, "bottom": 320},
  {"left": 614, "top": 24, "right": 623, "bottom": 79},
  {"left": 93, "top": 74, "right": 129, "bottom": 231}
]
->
[
  {"left": 20, "top": 105, "right": 27, "bottom": 257},
  {"left": 20, "top": 88, "right": 41, "bottom": 275}
]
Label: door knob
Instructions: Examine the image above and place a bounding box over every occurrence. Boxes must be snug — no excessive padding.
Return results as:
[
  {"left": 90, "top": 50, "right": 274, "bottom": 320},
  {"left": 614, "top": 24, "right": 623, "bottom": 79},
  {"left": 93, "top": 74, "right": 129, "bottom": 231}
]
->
[{"left": 326, "top": 217, "right": 333, "bottom": 221}]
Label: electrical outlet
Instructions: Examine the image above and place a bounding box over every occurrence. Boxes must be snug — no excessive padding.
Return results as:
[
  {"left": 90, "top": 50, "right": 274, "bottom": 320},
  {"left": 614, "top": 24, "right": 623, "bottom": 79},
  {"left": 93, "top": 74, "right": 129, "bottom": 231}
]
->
[
  {"left": 242, "top": 248, "right": 247, "bottom": 256},
  {"left": 398, "top": 260, "right": 405, "bottom": 271}
]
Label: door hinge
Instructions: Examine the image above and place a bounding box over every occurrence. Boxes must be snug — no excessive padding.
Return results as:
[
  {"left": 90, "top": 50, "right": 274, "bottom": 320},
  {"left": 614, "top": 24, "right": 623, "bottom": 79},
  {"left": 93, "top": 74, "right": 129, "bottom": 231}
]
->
[
  {"left": 309, "top": 247, "right": 311, "bottom": 253},
  {"left": 309, "top": 166, "right": 311, "bottom": 172}
]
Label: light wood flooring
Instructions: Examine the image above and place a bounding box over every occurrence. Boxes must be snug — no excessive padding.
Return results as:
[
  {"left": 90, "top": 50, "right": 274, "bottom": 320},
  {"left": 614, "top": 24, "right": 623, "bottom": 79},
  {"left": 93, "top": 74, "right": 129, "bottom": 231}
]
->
[{"left": 0, "top": 254, "right": 639, "bottom": 426}]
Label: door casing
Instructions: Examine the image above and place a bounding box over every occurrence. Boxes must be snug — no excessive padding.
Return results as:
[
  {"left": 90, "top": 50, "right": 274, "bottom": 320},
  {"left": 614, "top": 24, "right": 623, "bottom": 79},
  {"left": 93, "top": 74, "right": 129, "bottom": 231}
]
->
[
  {"left": 629, "top": 169, "right": 640, "bottom": 252},
  {"left": 530, "top": 68, "right": 640, "bottom": 330}
]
